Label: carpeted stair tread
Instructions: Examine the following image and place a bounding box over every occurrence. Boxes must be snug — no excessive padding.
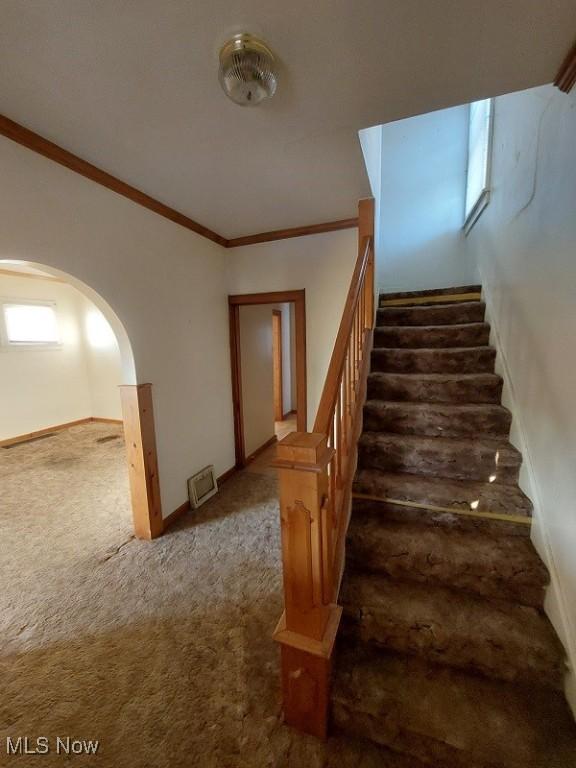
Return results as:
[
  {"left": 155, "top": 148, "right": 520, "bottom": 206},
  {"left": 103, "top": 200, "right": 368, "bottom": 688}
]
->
[
  {"left": 358, "top": 433, "right": 522, "bottom": 485},
  {"left": 346, "top": 514, "right": 547, "bottom": 607},
  {"left": 353, "top": 466, "right": 532, "bottom": 518},
  {"left": 367, "top": 372, "right": 503, "bottom": 404},
  {"left": 376, "top": 301, "right": 485, "bottom": 327},
  {"left": 340, "top": 573, "right": 564, "bottom": 686},
  {"left": 363, "top": 400, "right": 511, "bottom": 438},
  {"left": 332, "top": 644, "right": 576, "bottom": 768},
  {"left": 371, "top": 346, "right": 496, "bottom": 374},
  {"left": 380, "top": 285, "right": 482, "bottom": 303},
  {"left": 374, "top": 323, "right": 490, "bottom": 349}
]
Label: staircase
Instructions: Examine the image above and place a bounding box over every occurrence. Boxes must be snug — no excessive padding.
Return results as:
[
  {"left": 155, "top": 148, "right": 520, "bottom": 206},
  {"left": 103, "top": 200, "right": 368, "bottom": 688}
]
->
[{"left": 331, "top": 286, "right": 576, "bottom": 767}]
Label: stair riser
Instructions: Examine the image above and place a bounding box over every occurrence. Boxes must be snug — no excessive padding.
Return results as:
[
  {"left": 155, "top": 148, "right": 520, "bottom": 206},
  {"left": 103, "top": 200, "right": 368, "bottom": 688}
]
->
[
  {"left": 358, "top": 440, "right": 521, "bottom": 484},
  {"left": 332, "top": 701, "right": 523, "bottom": 768},
  {"left": 377, "top": 302, "right": 485, "bottom": 327},
  {"left": 341, "top": 608, "right": 563, "bottom": 689},
  {"left": 363, "top": 403, "right": 511, "bottom": 438},
  {"left": 367, "top": 374, "right": 503, "bottom": 404},
  {"left": 371, "top": 348, "right": 496, "bottom": 374},
  {"left": 352, "top": 499, "right": 532, "bottom": 538},
  {"left": 374, "top": 324, "right": 490, "bottom": 349},
  {"left": 346, "top": 529, "right": 546, "bottom": 607},
  {"left": 380, "top": 285, "right": 481, "bottom": 303}
]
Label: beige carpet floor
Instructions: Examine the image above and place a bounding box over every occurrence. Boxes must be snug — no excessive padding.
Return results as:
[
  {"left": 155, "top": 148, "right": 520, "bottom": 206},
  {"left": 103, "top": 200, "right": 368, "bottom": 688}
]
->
[{"left": 0, "top": 422, "right": 400, "bottom": 767}]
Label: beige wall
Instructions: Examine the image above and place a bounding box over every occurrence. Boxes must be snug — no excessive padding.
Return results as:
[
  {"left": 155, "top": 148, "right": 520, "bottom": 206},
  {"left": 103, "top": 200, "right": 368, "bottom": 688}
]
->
[
  {"left": 465, "top": 84, "right": 576, "bottom": 713},
  {"left": 0, "top": 135, "right": 235, "bottom": 517},
  {"left": 227, "top": 228, "right": 357, "bottom": 429},
  {"left": 0, "top": 135, "right": 357, "bottom": 517}
]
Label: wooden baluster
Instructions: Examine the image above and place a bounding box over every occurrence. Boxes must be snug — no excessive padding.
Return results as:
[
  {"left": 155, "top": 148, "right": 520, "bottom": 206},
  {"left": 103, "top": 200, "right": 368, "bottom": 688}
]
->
[
  {"left": 273, "top": 433, "right": 342, "bottom": 739},
  {"left": 333, "top": 403, "right": 341, "bottom": 490}
]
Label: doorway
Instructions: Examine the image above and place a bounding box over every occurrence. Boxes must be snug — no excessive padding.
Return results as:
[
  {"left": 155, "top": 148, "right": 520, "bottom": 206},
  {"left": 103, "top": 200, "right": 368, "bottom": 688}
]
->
[
  {"left": 228, "top": 289, "right": 306, "bottom": 468},
  {"left": 0, "top": 260, "right": 162, "bottom": 540}
]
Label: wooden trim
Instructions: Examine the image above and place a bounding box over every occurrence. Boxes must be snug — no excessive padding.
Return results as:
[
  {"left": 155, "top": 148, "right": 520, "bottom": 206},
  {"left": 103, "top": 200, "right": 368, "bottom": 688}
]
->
[
  {"left": 228, "top": 290, "right": 307, "bottom": 467},
  {"left": 119, "top": 384, "right": 163, "bottom": 540},
  {"left": 162, "top": 500, "right": 190, "bottom": 530},
  {"left": 162, "top": 465, "right": 237, "bottom": 532},
  {"left": 246, "top": 435, "right": 277, "bottom": 464},
  {"left": 0, "top": 417, "right": 92, "bottom": 447},
  {"left": 272, "top": 309, "right": 284, "bottom": 421},
  {"left": 555, "top": 39, "right": 576, "bottom": 93},
  {"left": 379, "top": 291, "right": 481, "bottom": 307},
  {"left": 0, "top": 112, "right": 360, "bottom": 249},
  {"left": 229, "top": 289, "right": 305, "bottom": 306},
  {"left": 282, "top": 409, "right": 297, "bottom": 420},
  {"left": 229, "top": 303, "right": 246, "bottom": 467},
  {"left": 0, "top": 416, "right": 124, "bottom": 447},
  {"left": 91, "top": 417, "right": 124, "bottom": 425},
  {"left": 352, "top": 493, "right": 532, "bottom": 526},
  {"left": 226, "top": 218, "right": 358, "bottom": 248},
  {"left": 0, "top": 267, "right": 63, "bottom": 282},
  {"left": 0, "top": 113, "right": 227, "bottom": 247},
  {"left": 217, "top": 465, "right": 237, "bottom": 485}
]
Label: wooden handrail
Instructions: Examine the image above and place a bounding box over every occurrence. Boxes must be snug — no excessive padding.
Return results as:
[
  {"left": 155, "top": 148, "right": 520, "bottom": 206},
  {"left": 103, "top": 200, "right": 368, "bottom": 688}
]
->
[
  {"left": 313, "top": 235, "right": 372, "bottom": 434},
  {"left": 272, "top": 197, "right": 375, "bottom": 739}
]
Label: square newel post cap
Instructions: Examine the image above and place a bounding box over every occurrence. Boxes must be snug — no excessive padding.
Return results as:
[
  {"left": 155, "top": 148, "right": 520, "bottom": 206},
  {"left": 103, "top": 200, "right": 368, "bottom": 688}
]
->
[{"left": 273, "top": 432, "right": 334, "bottom": 473}]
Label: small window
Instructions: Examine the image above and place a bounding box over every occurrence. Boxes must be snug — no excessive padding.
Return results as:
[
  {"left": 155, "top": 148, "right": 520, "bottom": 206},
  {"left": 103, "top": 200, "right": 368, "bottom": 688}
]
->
[
  {"left": 2, "top": 302, "right": 60, "bottom": 345},
  {"left": 464, "top": 98, "right": 494, "bottom": 233}
]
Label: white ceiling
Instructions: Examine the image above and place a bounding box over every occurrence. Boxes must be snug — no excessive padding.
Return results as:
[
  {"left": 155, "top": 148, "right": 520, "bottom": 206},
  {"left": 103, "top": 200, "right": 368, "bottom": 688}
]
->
[{"left": 0, "top": 1, "right": 574, "bottom": 239}]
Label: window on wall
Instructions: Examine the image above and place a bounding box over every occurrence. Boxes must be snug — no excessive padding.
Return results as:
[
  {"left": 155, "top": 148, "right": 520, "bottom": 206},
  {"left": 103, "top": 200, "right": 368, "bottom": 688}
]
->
[
  {"left": 2, "top": 302, "right": 60, "bottom": 345},
  {"left": 464, "top": 98, "right": 494, "bottom": 233}
]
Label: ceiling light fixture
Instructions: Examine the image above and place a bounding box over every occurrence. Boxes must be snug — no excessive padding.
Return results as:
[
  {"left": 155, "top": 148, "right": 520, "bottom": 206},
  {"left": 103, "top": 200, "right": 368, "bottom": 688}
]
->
[{"left": 218, "top": 33, "right": 277, "bottom": 107}]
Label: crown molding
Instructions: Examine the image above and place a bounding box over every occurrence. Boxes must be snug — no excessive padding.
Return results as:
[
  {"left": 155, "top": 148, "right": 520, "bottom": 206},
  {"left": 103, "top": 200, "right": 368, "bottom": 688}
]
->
[
  {"left": 555, "top": 39, "right": 576, "bottom": 93},
  {"left": 0, "top": 112, "right": 358, "bottom": 249},
  {"left": 0, "top": 113, "right": 228, "bottom": 246},
  {"left": 225, "top": 218, "right": 359, "bottom": 248}
]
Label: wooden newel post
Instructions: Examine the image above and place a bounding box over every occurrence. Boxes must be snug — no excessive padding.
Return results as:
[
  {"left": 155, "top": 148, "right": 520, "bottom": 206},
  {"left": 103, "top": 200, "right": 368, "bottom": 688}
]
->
[
  {"left": 359, "top": 197, "right": 375, "bottom": 330},
  {"left": 272, "top": 432, "right": 343, "bottom": 739}
]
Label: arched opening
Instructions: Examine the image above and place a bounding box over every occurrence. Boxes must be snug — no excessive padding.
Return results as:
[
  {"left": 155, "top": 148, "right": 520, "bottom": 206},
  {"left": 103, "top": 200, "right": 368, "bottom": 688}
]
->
[{"left": 0, "top": 259, "right": 160, "bottom": 540}]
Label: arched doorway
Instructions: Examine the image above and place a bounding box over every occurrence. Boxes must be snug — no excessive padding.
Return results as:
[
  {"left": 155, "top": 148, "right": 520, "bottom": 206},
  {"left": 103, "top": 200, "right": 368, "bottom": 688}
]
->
[{"left": 0, "top": 259, "right": 162, "bottom": 539}]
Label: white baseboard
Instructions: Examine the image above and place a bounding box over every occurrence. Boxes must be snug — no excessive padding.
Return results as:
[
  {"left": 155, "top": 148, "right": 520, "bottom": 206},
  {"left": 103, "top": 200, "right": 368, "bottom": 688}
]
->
[{"left": 481, "top": 281, "right": 576, "bottom": 717}]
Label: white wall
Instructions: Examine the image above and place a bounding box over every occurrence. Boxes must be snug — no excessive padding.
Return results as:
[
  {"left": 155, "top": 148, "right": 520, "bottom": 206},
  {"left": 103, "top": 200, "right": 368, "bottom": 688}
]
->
[
  {"left": 465, "top": 84, "right": 576, "bottom": 712},
  {"left": 81, "top": 296, "right": 123, "bottom": 420},
  {"left": 0, "top": 273, "right": 124, "bottom": 440},
  {"left": 239, "top": 304, "right": 275, "bottom": 458},
  {"left": 0, "top": 136, "right": 235, "bottom": 517},
  {"left": 0, "top": 274, "right": 92, "bottom": 439},
  {"left": 361, "top": 106, "right": 476, "bottom": 294},
  {"left": 227, "top": 229, "right": 358, "bottom": 429}
]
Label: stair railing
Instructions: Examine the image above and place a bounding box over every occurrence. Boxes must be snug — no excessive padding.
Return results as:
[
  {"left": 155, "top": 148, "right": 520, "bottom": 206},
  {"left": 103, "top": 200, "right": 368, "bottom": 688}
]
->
[{"left": 273, "top": 198, "right": 375, "bottom": 738}]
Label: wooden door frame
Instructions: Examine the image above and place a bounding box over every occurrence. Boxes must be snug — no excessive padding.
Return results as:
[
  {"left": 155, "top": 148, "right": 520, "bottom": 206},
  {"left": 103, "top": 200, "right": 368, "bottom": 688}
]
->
[
  {"left": 228, "top": 290, "right": 306, "bottom": 468},
  {"left": 272, "top": 309, "right": 284, "bottom": 421}
]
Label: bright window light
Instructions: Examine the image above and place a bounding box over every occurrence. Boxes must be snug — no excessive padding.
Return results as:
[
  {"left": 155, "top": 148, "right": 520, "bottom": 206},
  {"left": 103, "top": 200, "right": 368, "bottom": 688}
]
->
[
  {"left": 86, "top": 309, "right": 116, "bottom": 348},
  {"left": 3, "top": 303, "right": 60, "bottom": 344},
  {"left": 464, "top": 98, "right": 494, "bottom": 233}
]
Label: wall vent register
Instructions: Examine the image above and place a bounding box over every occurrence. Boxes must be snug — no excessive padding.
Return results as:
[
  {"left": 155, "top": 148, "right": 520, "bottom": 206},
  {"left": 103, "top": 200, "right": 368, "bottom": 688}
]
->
[{"left": 188, "top": 465, "right": 218, "bottom": 509}]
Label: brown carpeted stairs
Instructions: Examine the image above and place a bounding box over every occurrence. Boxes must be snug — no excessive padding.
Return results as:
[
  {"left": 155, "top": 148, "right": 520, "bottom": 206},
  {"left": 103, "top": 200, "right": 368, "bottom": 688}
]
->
[{"left": 331, "top": 285, "right": 576, "bottom": 767}]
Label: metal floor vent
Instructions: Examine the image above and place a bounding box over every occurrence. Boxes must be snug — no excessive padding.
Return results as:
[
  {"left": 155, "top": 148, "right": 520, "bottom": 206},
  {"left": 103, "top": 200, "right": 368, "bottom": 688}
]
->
[
  {"left": 96, "top": 434, "right": 122, "bottom": 444},
  {"left": 2, "top": 433, "right": 57, "bottom": 449}
]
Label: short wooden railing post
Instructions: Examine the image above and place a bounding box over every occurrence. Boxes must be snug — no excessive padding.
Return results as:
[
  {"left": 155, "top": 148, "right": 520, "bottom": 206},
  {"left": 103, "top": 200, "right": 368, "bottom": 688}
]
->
[
  {"left": 359, "top": 197, "right": 375, "bottom": 329},
  {"left": 272, "top": 432, "right": 342, "bottom": 739}
]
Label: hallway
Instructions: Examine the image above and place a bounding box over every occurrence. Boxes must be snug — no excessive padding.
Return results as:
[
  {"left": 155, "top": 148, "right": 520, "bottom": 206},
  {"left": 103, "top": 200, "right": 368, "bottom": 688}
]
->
[{"left": 0, "top": 421, "right": 394, "bottom": 767}]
